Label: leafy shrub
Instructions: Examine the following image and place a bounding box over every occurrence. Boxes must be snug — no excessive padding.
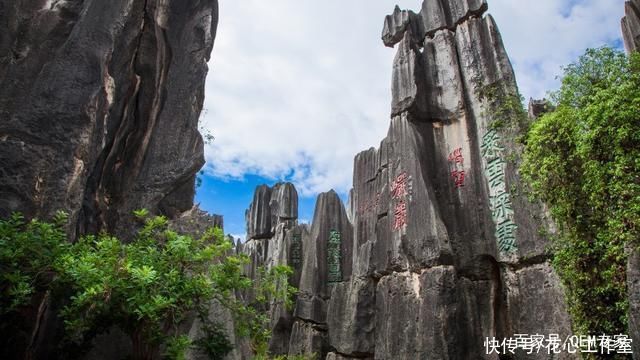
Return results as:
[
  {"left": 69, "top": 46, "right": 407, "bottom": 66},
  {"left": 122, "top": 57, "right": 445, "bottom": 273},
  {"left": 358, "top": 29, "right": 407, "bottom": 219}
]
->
[
  {"left": 0, "top": 211, "right": 296, "bottom": 360},
  {"left": 0, "top": 211, "right": 68, "bottom": 314},
  {"left": 522, "top": 47, "right": 640, "bottom": 342}
]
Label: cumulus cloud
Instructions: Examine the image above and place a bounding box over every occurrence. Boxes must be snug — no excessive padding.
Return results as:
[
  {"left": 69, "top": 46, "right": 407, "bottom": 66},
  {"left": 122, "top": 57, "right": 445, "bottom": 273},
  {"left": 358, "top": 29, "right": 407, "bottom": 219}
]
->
[
  {"left": 490, "top": 0, "right": 624, "bottom": 99},
  {"left": 201, "top": 0, "right": 624, "bottom": 196}
]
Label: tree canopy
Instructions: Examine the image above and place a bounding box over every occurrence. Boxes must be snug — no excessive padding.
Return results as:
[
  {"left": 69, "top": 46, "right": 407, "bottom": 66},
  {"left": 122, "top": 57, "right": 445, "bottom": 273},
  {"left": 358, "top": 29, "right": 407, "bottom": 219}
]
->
[{"left": 522, "top": 47, "right": 640, "bottom": 339}]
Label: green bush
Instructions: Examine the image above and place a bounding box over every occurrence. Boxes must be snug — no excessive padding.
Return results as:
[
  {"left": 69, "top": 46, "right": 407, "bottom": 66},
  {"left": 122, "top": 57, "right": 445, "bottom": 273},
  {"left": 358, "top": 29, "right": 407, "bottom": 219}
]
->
[
  {"left": 0, "top": 211, "right": 296, "bottom": 360},
  {"left": 522, "top": 47, "right": 640, "bottom": 342},
  {"left": 0, "top": 211, "right": 68, "bottom": 314}
]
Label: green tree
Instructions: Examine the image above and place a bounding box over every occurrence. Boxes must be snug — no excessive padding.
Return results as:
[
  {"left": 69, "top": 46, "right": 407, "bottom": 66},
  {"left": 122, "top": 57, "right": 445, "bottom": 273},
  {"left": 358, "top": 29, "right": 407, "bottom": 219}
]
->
[
  {"left": 522, "top": 47, "right": 640, "bottom": 342},
  {"left": 0, "top": 211, "right": 296, "bottom": 359},
  {"left": 0, "top": 211, "right": 68, "bottom": 315},
  {"left": 55, "top": 213, "right": 294, "bottom": 359}
]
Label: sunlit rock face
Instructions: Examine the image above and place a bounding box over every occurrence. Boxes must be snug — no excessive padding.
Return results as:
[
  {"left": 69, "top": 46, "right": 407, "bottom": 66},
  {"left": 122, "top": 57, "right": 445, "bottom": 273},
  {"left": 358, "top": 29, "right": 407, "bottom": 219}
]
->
[
  {"left": 623, "top": 0, "right": 640, "bottom": 53},
  {"left": 0, "top": 0, "right": 219, "bottom": 358},
  {"left": 239, "top": 1, "right": 576, "bottom": 359}
]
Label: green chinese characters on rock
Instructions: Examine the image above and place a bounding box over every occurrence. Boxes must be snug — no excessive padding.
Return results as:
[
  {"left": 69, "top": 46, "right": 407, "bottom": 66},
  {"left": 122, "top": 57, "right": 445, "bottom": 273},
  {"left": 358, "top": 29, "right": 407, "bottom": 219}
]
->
[
  {"left": 327, "top": 230, "right": 342, "bottom": 283},
  {"left": 481, "top": 129, "right": 518, "bottom": 253},
  {"left": 290, "top": 233, "right": 302, "bottom": 268}
]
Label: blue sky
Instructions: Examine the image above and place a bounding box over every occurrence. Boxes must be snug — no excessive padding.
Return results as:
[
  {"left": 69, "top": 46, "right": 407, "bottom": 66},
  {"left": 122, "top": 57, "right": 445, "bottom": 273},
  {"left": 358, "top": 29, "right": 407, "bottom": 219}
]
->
[{"left": 196, "top": 0, "right": 625, "bottom": 239}]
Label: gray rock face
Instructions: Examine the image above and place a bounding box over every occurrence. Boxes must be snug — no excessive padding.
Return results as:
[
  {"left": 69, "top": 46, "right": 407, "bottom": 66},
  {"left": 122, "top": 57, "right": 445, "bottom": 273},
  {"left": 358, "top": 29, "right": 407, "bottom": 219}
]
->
[
  {"left": 327, "top": 277, "right": 375, "bottom": 356},
  {"left": 171, "top": 206, "right": 224, "bottom": 235},
  {"left": 623, "top": 0, "right": 640, "bottom": 53},
  {"left": 288, "top": 320, "right": 328, "bottom": 357},
  {"left": 0, "top": 0, "right": 219, "bottom": 358},
  {"left": 0, "top": 0, "right": 219, "bottom": 239},
  {"left": 246, "top": 183, "right": 298, "bottom": 240},
  {"left": 382, "top": 6, "right": 424, "bottom": 48},
  {"left": 527, "top": 98, "right": 553, "bottom": 119},
  {"left": 420, "top": 0, "right": 488, "bottom": 36}
]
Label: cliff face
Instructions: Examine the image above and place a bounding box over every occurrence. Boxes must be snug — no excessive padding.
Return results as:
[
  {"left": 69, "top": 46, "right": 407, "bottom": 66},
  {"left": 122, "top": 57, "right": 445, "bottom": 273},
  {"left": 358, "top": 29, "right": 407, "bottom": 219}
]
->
[
  {"left": 0, "top": 0, "right": 219, "bottom": 357},
  {"left": 623, "top": 0, "right": 640, "bottom": 53},
  {"left": 0, "top": 0, "right": 218, "bottom": 238},
  {"left": 239, "top": 1, "right": 575, "bottom": 359}
]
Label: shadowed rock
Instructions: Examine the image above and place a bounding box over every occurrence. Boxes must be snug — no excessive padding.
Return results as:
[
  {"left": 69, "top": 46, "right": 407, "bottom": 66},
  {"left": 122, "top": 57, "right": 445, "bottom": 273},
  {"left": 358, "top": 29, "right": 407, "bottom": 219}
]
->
[
  {"left": 0, "top": 0, "right": 219, "bottom": 240},
  {"left": 246, "top": 182, "right": 298, "bottom": 240},
  {"left": 623, "top": 0, "right": 640, "bottom": 52},
  {"left": 527, "top": 98, "right": 553, "bottom": 119}
]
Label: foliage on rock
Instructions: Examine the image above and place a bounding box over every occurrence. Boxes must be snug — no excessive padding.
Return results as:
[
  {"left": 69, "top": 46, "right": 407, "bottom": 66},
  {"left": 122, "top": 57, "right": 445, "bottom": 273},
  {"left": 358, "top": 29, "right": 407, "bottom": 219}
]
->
[{"left": 522, "top": 47, "right": 640, "bottom": 341}]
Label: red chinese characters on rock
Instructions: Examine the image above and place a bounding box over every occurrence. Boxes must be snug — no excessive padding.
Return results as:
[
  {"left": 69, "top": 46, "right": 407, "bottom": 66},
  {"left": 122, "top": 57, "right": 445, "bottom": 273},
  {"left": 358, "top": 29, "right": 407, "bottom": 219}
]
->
[
  {"left": 448, "top": 147, "right": 464, "bottom": 165},
  {"left": 451, "top": 169, "right": 465, "bottom": 188},
  {"left": 390, "top": 172, "right": 409, "bottom": 231},
  {"left": 390, "top": 172, "right": 409, "bottom": 199},
  {"left": 392, "top": 200, "right": 407, "bottom": 230},
  {"left": 448, "top": 147, "right": 466, "bottom": 188},
  {"left": 358, "top": 192, "right": 381, "bottom": 215}
]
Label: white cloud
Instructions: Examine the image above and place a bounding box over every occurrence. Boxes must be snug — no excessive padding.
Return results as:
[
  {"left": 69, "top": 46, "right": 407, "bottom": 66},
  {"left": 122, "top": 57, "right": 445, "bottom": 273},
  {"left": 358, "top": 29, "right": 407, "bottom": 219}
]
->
[
  {"left": 201, "top": 0, "right": 624, "bottom": 196},
  {"left": 490, "top": 0, "right": 624, "bottom": 99}
]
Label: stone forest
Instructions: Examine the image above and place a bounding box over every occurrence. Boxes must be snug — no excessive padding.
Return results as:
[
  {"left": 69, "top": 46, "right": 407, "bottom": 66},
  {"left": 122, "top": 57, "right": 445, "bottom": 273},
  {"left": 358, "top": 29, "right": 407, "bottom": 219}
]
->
[{"left": 0, "top": 0, "right": 639, "bottom": 359}]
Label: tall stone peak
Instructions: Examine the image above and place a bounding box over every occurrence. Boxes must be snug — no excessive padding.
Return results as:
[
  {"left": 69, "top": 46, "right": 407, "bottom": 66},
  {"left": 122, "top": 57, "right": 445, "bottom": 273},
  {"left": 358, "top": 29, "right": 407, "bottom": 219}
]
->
[{"left": 245, "top": 182, "right": 299, "bottom": 240}]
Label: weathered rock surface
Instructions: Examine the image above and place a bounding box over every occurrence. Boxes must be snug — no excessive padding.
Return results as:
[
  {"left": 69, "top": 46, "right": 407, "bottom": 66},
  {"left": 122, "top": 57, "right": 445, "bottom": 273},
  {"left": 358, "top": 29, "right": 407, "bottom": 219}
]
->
[
  {"left": 527, "top": 98, "right": 553, "bottom": 119},
  {"left": 237, "top": 1, "right": 576, "bottom": 359},
  {"left": 0, "top": 0, "right": 219, "bottom": 358},
  {"left": 623, "top": 0, "right": 640, "bottom": 53},
  {"left": 246, "top": 183, "right": 298, "bottom": 240},
  {"left": 0, "top": 0, "right": 219, "bottom": 239},
  {"left": 326, "top": 277, "right": 375, "bottom": 356},
  {"left": 171, "top": 206, "right": 224, "bottom": 235},
  {"left": 295, "top": 190, "right": 353, "bottom": 324},
  {"left": 382, "top": 6, "right": 424, "bottom": 47},
  {"left": 623, "top": 7, "right": 640, "bottom": 358}
]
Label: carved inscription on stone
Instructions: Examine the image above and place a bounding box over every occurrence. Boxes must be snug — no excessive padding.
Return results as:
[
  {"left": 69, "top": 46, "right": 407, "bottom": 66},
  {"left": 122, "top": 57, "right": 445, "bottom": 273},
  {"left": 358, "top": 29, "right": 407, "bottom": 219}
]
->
[
  {"left": 390, "top": 172, "right": 409, "bottom": 198},
  {"left": 393, "top": 200, "right": 407, "bottom": 230},
  {"left": 359, "top": 192, "right": 381, "bottom": 214},
  {"left": 327, "top": 230, "right": 342, "bottom": 283},
  {"left": 391, "top": 171, "right": 410, "bottom": 231},
  {"left": 290, "top": 233, "right": 302, "bottom": 267},
  {"left": 481, "top": 129, "right": 517, "bottom": 253},
  {"left": 448, "top": 147, "right": 466, "bottom": 188}
]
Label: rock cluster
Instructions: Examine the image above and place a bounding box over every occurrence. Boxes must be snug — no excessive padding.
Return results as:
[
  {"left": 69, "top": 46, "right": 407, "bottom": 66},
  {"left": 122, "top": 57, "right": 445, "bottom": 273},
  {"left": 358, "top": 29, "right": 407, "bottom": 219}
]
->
[{"left": 238, "top": 1, "right": 577, "bottom": 359}]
